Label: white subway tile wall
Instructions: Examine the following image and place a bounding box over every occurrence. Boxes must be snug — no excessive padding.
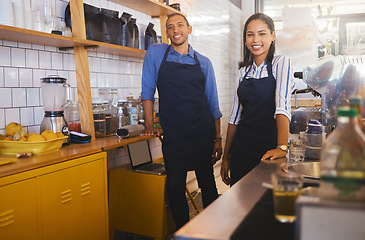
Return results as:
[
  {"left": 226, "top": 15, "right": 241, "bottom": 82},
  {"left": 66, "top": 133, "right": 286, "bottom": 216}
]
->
[{"left": 0, "top": 0, "right": 241, "bottom": 168}]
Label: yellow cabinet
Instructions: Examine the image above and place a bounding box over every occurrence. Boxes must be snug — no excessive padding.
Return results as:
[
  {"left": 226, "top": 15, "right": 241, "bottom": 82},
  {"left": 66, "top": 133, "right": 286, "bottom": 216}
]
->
[
  {"left": 109, "top": 167, "right": 175, "bottom": 240},
  {"left": 39, "top": 157, "right": 108, "bottom": 240},
  {"left": 0, "top": 152, "right": 108, "bottom": 240},
  {"left": 0, "top": 178, "right": 38, "bottom": 240}
]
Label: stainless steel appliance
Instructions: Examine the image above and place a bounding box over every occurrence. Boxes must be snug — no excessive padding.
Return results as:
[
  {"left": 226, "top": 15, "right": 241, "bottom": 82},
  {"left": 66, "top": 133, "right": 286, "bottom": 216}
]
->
[
  {"left": 303, "top": 55, "right": 365, "bottom": 127},
  {"left": 291, "top": 55, "right": 365, "bottom": 133},
  {"left": 40, "top": 75, "right": 71, "bottom": 144}
]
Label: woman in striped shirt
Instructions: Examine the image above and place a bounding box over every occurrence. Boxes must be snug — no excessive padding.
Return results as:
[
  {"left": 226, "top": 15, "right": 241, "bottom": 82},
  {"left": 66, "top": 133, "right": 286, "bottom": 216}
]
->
[{"left": 220, "top": 13, "right": 295, "bottom": 186}]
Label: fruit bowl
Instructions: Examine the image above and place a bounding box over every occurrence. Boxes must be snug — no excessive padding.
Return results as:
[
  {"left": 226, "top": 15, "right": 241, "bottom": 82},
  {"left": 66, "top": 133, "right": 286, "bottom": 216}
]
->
[{"left": 0, "top": 136, "right": 68, "bottom": 155}]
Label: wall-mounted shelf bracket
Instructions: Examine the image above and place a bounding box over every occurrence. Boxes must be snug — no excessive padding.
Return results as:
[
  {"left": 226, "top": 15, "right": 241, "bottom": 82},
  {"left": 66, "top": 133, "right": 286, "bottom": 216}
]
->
[{"left": 59, "top": 45, "right": 99, "bottom": 51}]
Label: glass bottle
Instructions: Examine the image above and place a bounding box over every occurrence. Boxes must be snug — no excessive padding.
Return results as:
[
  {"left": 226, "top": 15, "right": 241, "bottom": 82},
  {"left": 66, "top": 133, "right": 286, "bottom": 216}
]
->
[
  {"left": 117, "top": 100, "right": 130, "bottom": 127},
  {"left": 319, "top": 107, "right": 365, "bottom": 201},
  {"left": 349, "top": 96, "right": 364, "bottom": 131}
]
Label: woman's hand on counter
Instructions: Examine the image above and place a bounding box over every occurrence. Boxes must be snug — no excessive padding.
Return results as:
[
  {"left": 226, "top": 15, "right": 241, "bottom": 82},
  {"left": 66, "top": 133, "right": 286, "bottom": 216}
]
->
[{"left": 261, "top": 148, "right": 287, "bottom": 161}]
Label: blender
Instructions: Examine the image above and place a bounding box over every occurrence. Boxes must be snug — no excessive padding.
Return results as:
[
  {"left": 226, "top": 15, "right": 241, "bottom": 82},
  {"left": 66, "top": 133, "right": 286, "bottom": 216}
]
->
[{"left": 40, "top": 75, "right": 71, "bottom": 144}]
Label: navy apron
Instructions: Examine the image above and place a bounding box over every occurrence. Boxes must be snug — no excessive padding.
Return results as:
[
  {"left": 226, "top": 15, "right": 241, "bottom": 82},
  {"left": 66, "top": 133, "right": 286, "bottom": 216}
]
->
[
  {"left": 157, "top": 46, "right": 215, "bottom": 172},
  {"left": 230, "top": 62, "right": 277, "bottom": 185}
]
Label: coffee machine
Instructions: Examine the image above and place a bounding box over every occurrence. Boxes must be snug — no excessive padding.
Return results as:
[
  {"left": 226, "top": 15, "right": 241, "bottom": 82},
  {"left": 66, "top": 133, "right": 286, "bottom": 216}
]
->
[
  {"left": 40, "top": 75, "right": 71, "bottom": 144},
  {"left": 291, "top": 55, "right": 365, "bottom": 134}
]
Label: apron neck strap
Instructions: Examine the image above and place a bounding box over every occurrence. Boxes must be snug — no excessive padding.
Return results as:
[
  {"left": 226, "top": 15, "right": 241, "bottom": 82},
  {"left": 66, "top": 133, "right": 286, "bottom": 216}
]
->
[{"left": 162, "top": 45, "right": 200, "bottom": 65}]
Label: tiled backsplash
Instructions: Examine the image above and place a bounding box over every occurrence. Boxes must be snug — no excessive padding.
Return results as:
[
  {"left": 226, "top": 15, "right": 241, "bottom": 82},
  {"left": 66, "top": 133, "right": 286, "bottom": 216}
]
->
[{"left": 0, "top": 0, "right": 241, "bottom": 167}]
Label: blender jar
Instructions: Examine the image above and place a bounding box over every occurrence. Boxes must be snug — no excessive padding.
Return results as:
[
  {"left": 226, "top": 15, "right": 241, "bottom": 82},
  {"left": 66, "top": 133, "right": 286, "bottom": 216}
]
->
[{"left": 40, "top": 75, "right": 71, "bottom": 111}]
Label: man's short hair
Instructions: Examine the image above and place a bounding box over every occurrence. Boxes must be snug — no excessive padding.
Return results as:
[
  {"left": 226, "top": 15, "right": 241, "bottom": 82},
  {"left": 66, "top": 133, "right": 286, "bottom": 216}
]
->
[{"left": 166, "top": 13, "right": 190, "bottom": 27}]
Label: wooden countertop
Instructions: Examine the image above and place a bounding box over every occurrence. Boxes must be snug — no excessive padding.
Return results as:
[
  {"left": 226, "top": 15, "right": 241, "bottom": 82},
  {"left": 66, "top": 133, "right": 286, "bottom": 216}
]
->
[{"left": 0, "top": 135, "right": 157, "bottom": 178}]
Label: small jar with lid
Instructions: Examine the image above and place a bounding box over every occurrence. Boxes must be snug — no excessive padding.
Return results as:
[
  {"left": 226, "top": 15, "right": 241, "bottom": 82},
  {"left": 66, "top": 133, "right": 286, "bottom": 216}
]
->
[
  {"left": 64, "top": 102, "right": 81, "bottom": 132},
  {"left": 92, "top": 101, "right": 106, "bottom": 137},
  {"left": 127, "top": 94, "right": 139, "bottom": 125},
  {"left": 117, "top": 100, "right": 130, "bottom": 127},
  {"left": 99, "top": 88, "right": 119, "bottom": 134}
]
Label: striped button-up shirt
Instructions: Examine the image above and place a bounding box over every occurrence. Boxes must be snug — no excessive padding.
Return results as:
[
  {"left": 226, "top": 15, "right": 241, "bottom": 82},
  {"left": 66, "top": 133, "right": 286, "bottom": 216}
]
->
[{"left": 228, "top": 55, "right": 295, "bottom": 125}]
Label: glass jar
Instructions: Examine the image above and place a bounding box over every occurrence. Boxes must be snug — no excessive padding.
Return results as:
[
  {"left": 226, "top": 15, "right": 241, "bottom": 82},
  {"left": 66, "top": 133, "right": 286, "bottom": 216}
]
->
[
  {"left": 127, "top": 94, "right": 139, "bottom": 125},
  {"left": 99, "top": 88, "right": 119, "bottom": 134},
  {"left": 92, "top": 101, "right": 106, "bottom": 137},
  {"left": 64, "top": 102, "right": 81, "bottom": 132},
  {"left": 117, "top": 100, "right": 130, "bottom": 127},
  {"left": 102, "top": 100, "right": 112, "bottom": 135}
]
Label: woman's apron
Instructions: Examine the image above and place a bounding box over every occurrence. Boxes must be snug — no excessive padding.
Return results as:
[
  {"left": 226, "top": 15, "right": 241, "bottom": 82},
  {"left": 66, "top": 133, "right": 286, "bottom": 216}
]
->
[
  {"left": 157, "top": 46, "right": 215, "bottom": 172},
  {"left": 230, "top": 62, "right": 277, "bottom": 185}
]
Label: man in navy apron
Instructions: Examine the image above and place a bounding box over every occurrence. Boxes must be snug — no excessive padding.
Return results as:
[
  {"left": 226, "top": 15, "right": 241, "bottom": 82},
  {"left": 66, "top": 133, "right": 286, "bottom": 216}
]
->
[{"left": 141, "top": 13, "right": 223, "bottom": 229}]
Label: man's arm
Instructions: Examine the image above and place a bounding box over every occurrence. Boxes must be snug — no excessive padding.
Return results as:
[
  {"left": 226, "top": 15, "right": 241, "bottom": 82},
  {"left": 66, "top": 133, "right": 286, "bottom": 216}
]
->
[{"left": 142, "top": 99, "right": 161, "bottom": 136}]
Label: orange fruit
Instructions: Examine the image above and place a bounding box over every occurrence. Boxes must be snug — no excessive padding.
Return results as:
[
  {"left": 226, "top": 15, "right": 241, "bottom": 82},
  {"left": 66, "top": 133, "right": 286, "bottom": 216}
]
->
[
  {"left": 27, "top": 134, "right": 46, "bottom": 142},
  {"left": 41, "top": 130, "right": 57, "bottom": 140},
  {"left": 4, "top": 137, "right": 13, "bottom": 141},
  {"left": 56, "top": 132, "right": 64, "bottom": 138},
  {"left": 5, "top": 122, "right": 22, "bottom": 136},
  {"left": 18, "top": 137, "right": 27, "bottom": 142},
  {"left": 26, "top": 132, "right": 38, "bottom": 138}
]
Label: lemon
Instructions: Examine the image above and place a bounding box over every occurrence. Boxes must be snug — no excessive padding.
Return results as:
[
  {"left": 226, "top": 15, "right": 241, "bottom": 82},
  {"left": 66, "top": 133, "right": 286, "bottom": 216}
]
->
[
  {"left": 5, "top": 122, "right": 22, "bottom": 136},
  {"left": 41, "top": 130, "right": 57, "bottom": 140},
  {"left": 18, "top": 137, "right": 27, "bottom": 142},
  {"left": 56, "top": 132, "right": 64, "bottom": 138},
  {"left": 27, "top": 134, "right": 46, "bottom": 142},
  {"left": 26, "top": 132, "right": 38, "bottom": 139}
]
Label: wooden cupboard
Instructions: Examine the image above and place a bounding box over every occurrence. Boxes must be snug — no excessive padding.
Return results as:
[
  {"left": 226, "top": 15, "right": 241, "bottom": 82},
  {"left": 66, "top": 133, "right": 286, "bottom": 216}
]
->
[{"left": 0, "top": 152, "right": 108, "bottom": 240}]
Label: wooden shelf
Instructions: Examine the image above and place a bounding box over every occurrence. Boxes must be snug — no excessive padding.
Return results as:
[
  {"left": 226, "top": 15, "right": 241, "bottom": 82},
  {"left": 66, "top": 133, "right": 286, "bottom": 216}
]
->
[
  {"left": 0, "top": 24, "right": 146, "bottom": 58},
  {"left": 108, "top": 0, "right": 183, "bottom": 17},
  {"left": 0, "top": 24, "right": 85, "bottom": 48}
]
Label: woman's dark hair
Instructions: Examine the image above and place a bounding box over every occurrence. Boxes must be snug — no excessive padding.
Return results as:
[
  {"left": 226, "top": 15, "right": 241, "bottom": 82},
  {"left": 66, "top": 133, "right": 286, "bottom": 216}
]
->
[{"left": 239, "top": 13, "right": 275, "bottom": 68}]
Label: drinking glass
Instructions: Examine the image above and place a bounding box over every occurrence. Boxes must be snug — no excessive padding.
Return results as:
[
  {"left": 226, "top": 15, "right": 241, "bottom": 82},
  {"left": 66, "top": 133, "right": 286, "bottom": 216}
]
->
[
  {"left": 271, "top": 170, "right": 303, "bottom": 223},
  {"left": 289, "top": 138, "right": 306, "bottom": 162}
]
